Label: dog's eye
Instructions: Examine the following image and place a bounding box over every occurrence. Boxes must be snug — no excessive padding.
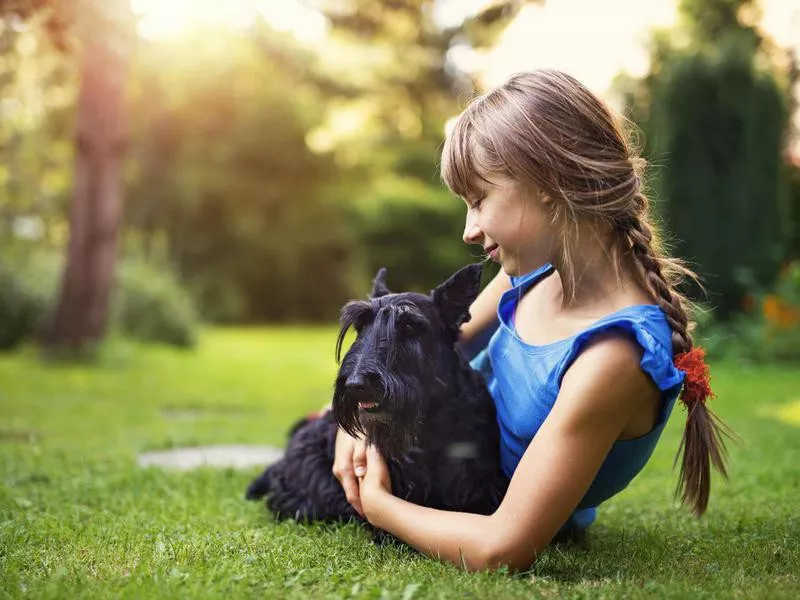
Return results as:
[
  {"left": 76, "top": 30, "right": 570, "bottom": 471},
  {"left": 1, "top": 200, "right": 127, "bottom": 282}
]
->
[{"left": 400, "top": 319, "right": 424, "bottom": 337}]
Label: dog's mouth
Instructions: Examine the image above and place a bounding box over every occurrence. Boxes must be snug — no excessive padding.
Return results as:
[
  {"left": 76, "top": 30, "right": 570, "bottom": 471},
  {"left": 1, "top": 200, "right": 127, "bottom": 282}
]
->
[{"left": 357, "top": 400, "right": 382, "bottom": 414}]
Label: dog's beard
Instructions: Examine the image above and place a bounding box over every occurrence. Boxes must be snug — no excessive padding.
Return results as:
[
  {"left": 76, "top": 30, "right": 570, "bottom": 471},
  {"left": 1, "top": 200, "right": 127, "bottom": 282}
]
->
[
  {"left": 361, "top": 419, "right": 417, "bottom": 460},
  {"left": 332, "top": 383, "right": 366, "bottom": 439},
  {"left": 332, "top": 375, "right": 425, "bottom": 460}
]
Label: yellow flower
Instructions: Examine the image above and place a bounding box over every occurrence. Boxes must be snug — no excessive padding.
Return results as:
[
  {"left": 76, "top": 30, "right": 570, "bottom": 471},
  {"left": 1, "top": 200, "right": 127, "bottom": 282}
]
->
[{"left": 762, "top": 294, "right": 800, "bottom": 330}]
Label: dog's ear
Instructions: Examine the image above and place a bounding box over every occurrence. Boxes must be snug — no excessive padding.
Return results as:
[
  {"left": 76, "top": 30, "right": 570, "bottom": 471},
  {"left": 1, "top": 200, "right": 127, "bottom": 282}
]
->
[
  {"left": 370, "top": 267, "right": 391, "bottom": 298},
  {"left": 431, "top": 263, "right": 483, "bottom": 328}
]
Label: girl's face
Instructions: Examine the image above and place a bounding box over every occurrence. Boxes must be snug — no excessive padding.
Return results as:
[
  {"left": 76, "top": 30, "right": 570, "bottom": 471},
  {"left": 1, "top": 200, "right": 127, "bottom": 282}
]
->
[{"left": 462, "top": 174, "right": 556, "bottom": 277}]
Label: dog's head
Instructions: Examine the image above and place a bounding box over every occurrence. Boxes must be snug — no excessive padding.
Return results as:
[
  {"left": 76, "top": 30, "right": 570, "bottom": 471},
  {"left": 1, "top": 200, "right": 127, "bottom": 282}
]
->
[{"left": 332, "top": 264, "right": 483, "bottom": 458}]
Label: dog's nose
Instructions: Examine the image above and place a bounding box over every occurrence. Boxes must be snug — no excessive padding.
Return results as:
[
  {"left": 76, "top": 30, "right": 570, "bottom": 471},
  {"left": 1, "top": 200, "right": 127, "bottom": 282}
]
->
[{"left": 345, "top": 373, "right": 366, "bottom": 393}]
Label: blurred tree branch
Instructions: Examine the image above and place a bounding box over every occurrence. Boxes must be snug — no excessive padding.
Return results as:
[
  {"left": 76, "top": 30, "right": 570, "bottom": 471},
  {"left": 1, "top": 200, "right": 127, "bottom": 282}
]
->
[{"left": 255, "top": 0, "right": 536, "bottom": 181}]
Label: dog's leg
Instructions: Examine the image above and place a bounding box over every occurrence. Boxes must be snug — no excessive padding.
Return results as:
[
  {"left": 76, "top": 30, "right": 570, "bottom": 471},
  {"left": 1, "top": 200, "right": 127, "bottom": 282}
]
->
[
  {"left": 245, "top": 410, "right": 327, "bottom": 501},
  {"left": 247, "top": 412, "right": 361, "bottom": 523},
  {"left": 245, "top": 467, "right": 272, "bottom": 500},
  {"left": 261, "top": 452, "right": 360, "bottom": 522}
]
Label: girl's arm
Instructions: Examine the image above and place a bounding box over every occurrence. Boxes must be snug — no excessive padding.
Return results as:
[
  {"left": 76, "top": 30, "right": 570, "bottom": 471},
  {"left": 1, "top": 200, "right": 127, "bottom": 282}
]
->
[{"left": 359, "top": 333, "right": 657, "bottom": 571}]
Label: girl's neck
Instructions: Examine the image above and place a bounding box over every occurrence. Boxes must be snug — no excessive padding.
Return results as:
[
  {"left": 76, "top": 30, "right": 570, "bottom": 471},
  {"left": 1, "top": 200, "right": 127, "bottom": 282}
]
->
[{"left": 549, "top": 230, "right": 640, "bottom": 313}]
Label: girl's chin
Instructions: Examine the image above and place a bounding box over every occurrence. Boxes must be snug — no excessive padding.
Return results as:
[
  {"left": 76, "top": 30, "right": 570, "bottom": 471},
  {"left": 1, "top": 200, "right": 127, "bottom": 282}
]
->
[{"left": 502, "top": 257, "right": 545, "bottom": 278}]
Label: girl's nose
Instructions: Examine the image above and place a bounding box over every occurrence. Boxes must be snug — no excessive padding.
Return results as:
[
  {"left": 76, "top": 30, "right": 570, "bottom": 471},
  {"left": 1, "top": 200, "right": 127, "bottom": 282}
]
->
[{"left": 462, "top": 218, "right": 483, "bottom": 245}]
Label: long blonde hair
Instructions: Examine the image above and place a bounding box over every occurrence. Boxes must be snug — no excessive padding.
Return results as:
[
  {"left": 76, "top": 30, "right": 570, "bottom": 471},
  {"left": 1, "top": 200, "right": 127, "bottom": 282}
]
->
[{"left": 441, "top": 69, "right": 730, "bottom": 516}]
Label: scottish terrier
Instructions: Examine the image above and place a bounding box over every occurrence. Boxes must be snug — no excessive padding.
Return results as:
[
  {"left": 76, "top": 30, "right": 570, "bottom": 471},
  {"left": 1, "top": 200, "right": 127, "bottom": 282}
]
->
[{"left": 245, "top": 264, "right": 508, "bottom": 527}]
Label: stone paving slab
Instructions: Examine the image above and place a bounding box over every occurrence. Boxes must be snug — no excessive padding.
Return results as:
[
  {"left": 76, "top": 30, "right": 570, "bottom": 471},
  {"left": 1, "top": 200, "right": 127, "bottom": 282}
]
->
[{"left": 137, "top": 445, "right": 284, "bottom": 471}]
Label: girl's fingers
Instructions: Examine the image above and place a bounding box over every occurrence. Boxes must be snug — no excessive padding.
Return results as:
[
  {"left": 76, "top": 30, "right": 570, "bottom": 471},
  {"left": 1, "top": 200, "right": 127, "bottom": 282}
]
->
[{"left": 353, "top": 440, "right": 367, "bottom": 478}]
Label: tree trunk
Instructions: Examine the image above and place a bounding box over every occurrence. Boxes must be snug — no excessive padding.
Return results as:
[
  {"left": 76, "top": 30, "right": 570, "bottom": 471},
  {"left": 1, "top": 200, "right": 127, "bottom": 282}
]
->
[{"left": 44, "top": 34, "right": 130, "bottom": 352}]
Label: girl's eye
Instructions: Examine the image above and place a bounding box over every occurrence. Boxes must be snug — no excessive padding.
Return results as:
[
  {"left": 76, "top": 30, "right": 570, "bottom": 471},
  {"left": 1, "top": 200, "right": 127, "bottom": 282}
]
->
[{"left": 471, "top": 197, "right": 485, "bottom": 211}]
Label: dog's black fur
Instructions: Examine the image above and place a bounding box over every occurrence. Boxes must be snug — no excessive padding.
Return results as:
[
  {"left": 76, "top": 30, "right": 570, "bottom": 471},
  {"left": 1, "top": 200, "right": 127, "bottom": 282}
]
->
[{"left": 245, "top": 264, "right": 509, "bottom": 527}]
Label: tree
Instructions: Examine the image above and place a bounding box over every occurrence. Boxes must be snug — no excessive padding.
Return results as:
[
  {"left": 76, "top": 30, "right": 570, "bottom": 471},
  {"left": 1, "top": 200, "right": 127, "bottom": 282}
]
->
[
  {"left": 125, "top": 28, "right": 354, "bottom": 322},
  {"left": 312, "top": 0, "right": 529, "bottom": 178},
  {"left": 45, "top": 1, "right": 135, "bottom": 351},
  {"left": 303, "top": 0, "right": 531, "bottom": 292},
  {"left": 123, "top": 1, "right": 533, "bottom": 321},
  {"left": 2, "top": 0, "right": 136, "bottom": 352},
  {"left": 621, "top": 0, "right": 793, "bottom": 317}
]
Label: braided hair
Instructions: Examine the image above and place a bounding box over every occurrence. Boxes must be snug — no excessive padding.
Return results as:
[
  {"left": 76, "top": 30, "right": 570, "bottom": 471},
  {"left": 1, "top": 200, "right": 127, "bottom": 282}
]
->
[{"left": 621, "top": 190, "right": 733, "bottom": 516}]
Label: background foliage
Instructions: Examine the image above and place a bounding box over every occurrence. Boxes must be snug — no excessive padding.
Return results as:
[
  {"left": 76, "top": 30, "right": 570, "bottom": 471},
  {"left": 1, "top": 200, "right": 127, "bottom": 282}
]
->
[
  {"left": 621, "top": 0, "right": 796, "bottom": 319},
  {"left": 0, "top": 0, "right": 798, "bottom": 358}
]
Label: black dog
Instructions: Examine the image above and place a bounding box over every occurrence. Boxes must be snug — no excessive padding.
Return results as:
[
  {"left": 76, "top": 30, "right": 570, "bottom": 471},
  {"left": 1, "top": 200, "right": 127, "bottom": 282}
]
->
[{"left": 246, "top": 264, "right": 508, "bottom": 528}]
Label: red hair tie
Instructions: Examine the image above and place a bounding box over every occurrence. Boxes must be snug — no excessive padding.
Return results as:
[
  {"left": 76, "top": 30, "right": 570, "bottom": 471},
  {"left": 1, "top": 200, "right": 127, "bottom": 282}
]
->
[{"left": 674, "top": 346, "right": 714, "bottom": 408}]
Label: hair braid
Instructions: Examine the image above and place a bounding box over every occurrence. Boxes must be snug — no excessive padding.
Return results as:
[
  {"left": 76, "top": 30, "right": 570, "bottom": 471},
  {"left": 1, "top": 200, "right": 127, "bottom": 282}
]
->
[
  {"left": 624, "top": 193, "right": 733, "bottom": 517},
  {"left": 625, "top": 195, "right": 693, "bottom": 354}
]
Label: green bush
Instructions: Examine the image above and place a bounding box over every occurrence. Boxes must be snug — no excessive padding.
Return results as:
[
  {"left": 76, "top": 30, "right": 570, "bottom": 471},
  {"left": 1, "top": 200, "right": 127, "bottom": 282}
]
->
[
  {"left": 0, "top": 263, "right": 41, "bottom": 350},
  {"left": 113, "top": 258, "right": 200, "bottom": 348},
  {"left": 0, "top": 252, "right": 61, "bottom": 350},
  {"left": 351, "top": 175, "right": 487, "bottom": 294},
  {"left": 696, "top": 312, "right": 800, "bottom": 365},
  {"left": 787, "top": 161, "right": 800, "bottom": 260},
  {"left": 0, "top": 251, "right": 199, "bottom": 350},
  {"left": 694, "top": 261, "right": 800, "bottom": 364}
]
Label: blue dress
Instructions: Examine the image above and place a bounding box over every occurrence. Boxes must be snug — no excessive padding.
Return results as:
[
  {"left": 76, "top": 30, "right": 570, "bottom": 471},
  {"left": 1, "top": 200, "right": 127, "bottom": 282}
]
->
[{"left": 469, "top": 263, "right": 685, "bottom": 531}]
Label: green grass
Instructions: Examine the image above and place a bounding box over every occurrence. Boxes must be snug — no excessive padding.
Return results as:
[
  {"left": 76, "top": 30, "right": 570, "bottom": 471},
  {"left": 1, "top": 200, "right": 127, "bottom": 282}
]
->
[{"left": 1, "top": 327, "right": 799, "bottom": 599}]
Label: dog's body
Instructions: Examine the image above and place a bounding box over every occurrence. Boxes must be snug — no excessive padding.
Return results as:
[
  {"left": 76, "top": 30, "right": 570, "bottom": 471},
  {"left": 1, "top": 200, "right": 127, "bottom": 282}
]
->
[{"left": 246, "top": 264, "right": 509, "bottom": 528}]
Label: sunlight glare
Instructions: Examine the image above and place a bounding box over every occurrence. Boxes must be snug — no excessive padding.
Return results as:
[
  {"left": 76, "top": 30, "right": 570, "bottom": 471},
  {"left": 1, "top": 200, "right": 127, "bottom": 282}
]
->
[
  {"left": 482, "top": 0, "right": 679, "bottom": 96},
  {"left": 132, "top": 0, "right": 328, "bottom": 44}
]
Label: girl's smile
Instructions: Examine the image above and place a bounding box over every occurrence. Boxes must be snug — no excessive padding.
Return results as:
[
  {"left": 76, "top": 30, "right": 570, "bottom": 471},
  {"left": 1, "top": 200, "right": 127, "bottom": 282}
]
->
[{"left": 485, "top": 244, "right": 500, "bottom": 262}]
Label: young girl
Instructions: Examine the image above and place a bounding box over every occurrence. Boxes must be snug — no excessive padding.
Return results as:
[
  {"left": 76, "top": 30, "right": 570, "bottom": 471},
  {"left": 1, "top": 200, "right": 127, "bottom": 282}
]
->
[{"left": 332, "top": 69, "right": 730, "bottom": 572}]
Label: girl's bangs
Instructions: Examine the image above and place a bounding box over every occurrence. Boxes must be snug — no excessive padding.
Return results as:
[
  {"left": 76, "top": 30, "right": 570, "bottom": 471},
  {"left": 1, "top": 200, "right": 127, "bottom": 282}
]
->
[{"left": 441, "top": 113, "right": 490, "bottom": 201}]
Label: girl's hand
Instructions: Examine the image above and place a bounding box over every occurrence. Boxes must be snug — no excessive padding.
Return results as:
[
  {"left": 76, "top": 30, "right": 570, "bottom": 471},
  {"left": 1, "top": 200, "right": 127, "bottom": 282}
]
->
[
  {"left": 357, "top": 445, "right": 393, "bottom": 521},
  {"left": 332, "top": 428, "right": 367, "bottom": 516}
]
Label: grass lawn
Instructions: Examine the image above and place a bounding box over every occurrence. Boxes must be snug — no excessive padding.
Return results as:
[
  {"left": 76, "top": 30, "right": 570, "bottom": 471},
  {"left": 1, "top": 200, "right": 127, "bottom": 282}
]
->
[{"left": 1, "top": 327, "right": 799, "bottom": 599}]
